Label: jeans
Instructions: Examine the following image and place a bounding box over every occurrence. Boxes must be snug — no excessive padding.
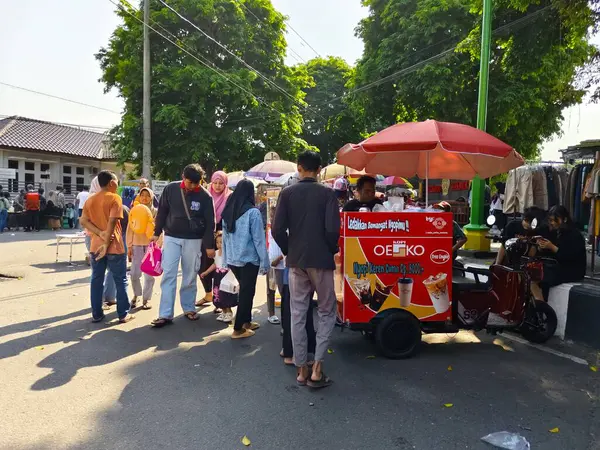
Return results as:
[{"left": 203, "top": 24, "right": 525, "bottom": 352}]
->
[
  {"left": 87, "top": 234, "right": 127, "bottom": 302},
  {"left": 0, "top": 209, "right": 7, "bottom": 233},
  {"left": 230, "top": 263, "right": 260, "bottom": 331},
  {"left": 158, "top": 236, "right": 202, "bottom": 319},
  {"left": 90, "top": 253, "right": 130, "bottom": 320}
]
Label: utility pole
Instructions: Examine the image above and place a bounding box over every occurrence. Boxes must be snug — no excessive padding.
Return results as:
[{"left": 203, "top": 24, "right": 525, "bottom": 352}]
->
[
  {"left": 142, "top": 0, "right": 152, "bottom": 179},
  {"left": 464, "top": 0, "right": 492, "bottom": 251}
]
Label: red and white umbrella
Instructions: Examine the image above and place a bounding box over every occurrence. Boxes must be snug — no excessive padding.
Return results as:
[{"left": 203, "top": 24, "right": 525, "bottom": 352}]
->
[{"left": 337, "top": 120, "right": 524, "bottom": 205}]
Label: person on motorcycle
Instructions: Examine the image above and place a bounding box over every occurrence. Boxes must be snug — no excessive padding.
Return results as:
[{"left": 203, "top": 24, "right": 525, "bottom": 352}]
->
[
  {"left": 533, "top": 205, "right": 586, "bottom": 301},
  {"left": 495, "top": 206, "right": 550, "bottom": 266},
  {"left": 433, "top": 201, "right": 467, "bottom": 261}
]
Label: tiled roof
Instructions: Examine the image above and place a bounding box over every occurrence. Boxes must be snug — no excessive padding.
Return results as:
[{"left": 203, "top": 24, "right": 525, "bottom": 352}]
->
[{"left": 0, "top": 116, "right": 114, "bottom": 159}]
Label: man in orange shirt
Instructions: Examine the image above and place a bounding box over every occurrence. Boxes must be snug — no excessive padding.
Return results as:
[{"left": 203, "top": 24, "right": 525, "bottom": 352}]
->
[{"left": 80, "top": 171, "right": 134, "bottom": 324}]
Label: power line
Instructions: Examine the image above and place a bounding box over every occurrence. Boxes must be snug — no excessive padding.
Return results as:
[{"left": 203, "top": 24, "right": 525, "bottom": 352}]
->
[
  {"left": 286, "top": 22, "right": 321, "bottom": 58},
  {"left": 0, "top": 82, "right": 121, "bottom": 114},
  {"left": 319, "top": 5, "right": 553, "bottom": 107},
  {"left": 236, "top": 0, "right": 307, "bottom": 64},
  {"left": 109, "top": 0, "right": 287, "bottom": 119},
  {"left": 158, "top": 0, "right": 328, "bottom": 120}
]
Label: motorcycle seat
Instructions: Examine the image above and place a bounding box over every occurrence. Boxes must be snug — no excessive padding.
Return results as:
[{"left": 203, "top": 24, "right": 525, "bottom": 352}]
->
[{"left": 452, "top": 266, "right": 492, "bottom": 292}]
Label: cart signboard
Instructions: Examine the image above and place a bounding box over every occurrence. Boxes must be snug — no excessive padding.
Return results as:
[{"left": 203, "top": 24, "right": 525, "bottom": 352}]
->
[{"left": 340, "top": 212, "right": 453, "bottom": 323}]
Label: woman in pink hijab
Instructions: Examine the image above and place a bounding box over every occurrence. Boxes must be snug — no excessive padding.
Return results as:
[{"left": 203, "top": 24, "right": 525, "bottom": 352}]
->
[
  {"left": 197, "top": 171, "right": 232, "bottom": 307},
  {"left": 208, "top": 171, "right": 231, "bottom": 231}
]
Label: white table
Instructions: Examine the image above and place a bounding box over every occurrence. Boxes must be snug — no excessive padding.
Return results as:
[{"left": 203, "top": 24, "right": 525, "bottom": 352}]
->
[{"left": 55, "top": 233, "right": 86, "bottom": 265}]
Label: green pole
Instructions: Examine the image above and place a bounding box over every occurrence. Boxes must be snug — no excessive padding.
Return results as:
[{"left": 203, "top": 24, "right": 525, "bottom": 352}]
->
[{"left": 464, "top": 0, "right": 493, "bottom": 250}]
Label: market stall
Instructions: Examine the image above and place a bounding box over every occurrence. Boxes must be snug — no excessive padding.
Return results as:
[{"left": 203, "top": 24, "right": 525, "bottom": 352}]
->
[{"left": 335, "top": 119, "right": 530, "bottom": 358}]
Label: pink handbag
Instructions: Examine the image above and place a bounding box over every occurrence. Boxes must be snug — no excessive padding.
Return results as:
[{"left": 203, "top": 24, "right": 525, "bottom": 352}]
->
[{"left": 140, "top": 242, "right": 163, "bottom": 276}]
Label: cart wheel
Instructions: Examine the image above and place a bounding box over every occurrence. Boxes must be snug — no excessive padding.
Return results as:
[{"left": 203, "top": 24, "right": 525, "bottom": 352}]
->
[{"left": 375, "top": 311, "right": 421, "bottom": 359}]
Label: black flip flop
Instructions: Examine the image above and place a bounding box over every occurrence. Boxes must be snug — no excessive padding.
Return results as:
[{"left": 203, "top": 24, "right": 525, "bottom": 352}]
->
[
  {"left": 151, "top": 318, "right": 173, "bottom": 328},
  {"left": 307, "top": 374, "right": 333, "bottom": 389}
]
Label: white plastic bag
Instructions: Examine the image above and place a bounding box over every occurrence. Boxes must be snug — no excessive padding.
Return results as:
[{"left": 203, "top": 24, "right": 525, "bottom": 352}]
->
[
  {"left": 481, "top": 432, "right": 530, "bottom": 450},
  {"left": 220, "top": 270, "right": 239, "bottom": 294},
  {"left": 268, "top": 268, "right": 277, "bottom": 291}
]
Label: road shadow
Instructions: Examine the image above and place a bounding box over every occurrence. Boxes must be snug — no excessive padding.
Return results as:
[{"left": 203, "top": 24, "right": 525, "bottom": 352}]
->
[
  {"left": 0, "top": 308, "right": 89, "bottom": 340},
  {"left": 30, "top": 262, "right": 90, "bottom": 274},
  {"left": 30, "top": 312, "right": 230, "bottom": 391}
]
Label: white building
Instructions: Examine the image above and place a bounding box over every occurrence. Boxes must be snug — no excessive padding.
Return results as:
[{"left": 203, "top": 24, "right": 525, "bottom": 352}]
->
[{"left": 0, "top": 116, "right": 134, "bottom": 199}]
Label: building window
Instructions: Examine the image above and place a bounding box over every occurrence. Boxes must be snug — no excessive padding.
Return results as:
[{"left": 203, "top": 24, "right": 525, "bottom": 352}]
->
[
  {"left": 41, "top": 163, "right": 50, "bottom": 172},
  {"left": 63, "top": 165, "right": 72, "bottom": 174},
  {"left": 25, "top": 173, "right": 35, "bottom": 186},
  {"left": 63, "top": 176, "right": 72, "bottom": 194},
  {"left": 25, "top": 161, "right": 35, "bottom": 171},
  {"left": 7, "top": 160, "right": 19, "bottom": 192},
  {"left": 76, "top": 177, "right": 85, "bottom": 192},
  {"left": 76, "top": 167, "right": 85, "bottom": 175}
]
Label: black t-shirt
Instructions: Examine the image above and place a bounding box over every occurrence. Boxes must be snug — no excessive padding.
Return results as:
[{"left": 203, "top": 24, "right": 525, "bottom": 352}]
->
[
  {"left": 501, "top": 219, "right": 552, "bottom": 244},
  {"left": 343, "top": 198, "right": 383, "bottom": 212}
]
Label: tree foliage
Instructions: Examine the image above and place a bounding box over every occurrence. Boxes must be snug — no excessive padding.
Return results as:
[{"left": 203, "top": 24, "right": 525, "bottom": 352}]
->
[
  {"left": 298, "top": 57, "right": 366, "bottom": 165},
  {"left": 97, "top": 0, "right": 312, "bottom": 179},
  {"left": 353, "top": 0, "right": 598, "bottom": 159}
]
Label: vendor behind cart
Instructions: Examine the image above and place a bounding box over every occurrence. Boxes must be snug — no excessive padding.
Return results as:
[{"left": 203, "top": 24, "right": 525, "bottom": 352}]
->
[
  {"left": 342, "top": 175, "right": 383, "bottom": 212},
  {"left": 494, "top": 206, "right": 549, "bottom": 266}
]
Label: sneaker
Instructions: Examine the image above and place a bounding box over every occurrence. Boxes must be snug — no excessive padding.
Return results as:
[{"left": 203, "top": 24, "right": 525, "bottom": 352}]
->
[
  {"left": 222, "top": 312, "right": 233, "bottom": 323},
  {"left": 268, "top": 315, "right": 280, "bottom": 325},
  {"left": 216, "top": 313, "right": 225, "bottom": 322}
]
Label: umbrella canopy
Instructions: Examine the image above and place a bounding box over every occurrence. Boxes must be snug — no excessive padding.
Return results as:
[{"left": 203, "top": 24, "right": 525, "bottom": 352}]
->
[
  {"left": 226, "top": 171, "right": 246, "bottom": 188},
  {"left": 320, "top": 163, "right": 365, "bottom": 181},
  {"left": 337, "top": 120, "right": 524, "bottom": 180},
  {"left": 246, "top": 160, "right": 297, "bottom": 180},
  {"left": 382, "top": 176, "right": 413, "bottom": 188},
  {"left": 271, "top": 172, "right": 297, "bottom": 185}
]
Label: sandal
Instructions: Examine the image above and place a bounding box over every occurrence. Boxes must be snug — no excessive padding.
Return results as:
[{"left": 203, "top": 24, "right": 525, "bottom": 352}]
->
[
  {"left": 118, "top": 314, "right": 136, "bottom": 324},
  {"left": 151, "top": 318, "right": 173, "bottom": 328},
  {"left": 296, "top": 367, "right": 309, "bottom": 386},
  {"left": 184, "top": 312, "right": 200, "bottom": 321},
  {"left": 243, "top": 321, "right": 260, "bottom": 331},
  {"left": 307, "top": 373, "right": 333, "bottom": 389},
  {"left": 231, "top": 329, "right": 255, "bottom": 339},
  {"left": 91, "top": 314, "right": 106, "bottom": 323},
  {"left": 195, "top": 294, "right": 213, "bottom": 307},
  {"left": 213, "top": 308, "right": 222, "bottom": 314},
  {"left": 142, "top": 301, "right": 152, "bottom": 310},
  {"left": 268, "top": 315, "right": 280, "bottom": 325},
  {"left": 284, "top": 357, "right": 294, "bottom": 366}
]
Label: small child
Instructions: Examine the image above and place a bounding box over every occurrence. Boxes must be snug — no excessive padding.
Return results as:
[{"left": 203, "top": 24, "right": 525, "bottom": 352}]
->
[
  {"left": 201, "top": 232, "right": 237, "bottom": 323},
  {"left": 65, "top": 204, "right": 76, "bottom": 229},
  {"left": 126, "top": 187, "right": 157, "bottom": 310}
]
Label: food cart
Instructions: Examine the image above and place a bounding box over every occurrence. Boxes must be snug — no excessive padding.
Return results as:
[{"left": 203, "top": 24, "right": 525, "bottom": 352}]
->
[
  {"left": 335, "top": 119, "right": 528, "bottom": 358},
  {"left": 336, "top": 210, "right": 453, "bottom": 358}
]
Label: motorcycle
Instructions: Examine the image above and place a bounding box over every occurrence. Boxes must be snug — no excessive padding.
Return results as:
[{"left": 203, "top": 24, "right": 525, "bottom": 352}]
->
[{"left": 448, "top": 215, "right": 557, "bottom": 344}]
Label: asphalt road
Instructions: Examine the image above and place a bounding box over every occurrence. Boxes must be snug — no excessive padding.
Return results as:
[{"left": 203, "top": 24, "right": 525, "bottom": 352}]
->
[{"left": 0, "top": 232, "right": 598, "bottom": 450}]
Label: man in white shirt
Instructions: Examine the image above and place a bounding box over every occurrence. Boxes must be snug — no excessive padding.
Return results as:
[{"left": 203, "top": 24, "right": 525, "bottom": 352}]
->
[{"left": 75, "top": 186, "right": 90, "bottom": 228}]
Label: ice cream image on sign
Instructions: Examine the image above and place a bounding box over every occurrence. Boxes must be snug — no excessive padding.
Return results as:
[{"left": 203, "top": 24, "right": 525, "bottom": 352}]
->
[
  {"left": 370, "top": 280, "right": 393, "bottom": 311},
  {"left": 349, "top": 278, "right": 373, "bottom": 307},
  {"left": 422, "top": 273, "right": 450, "bottom": 313}
]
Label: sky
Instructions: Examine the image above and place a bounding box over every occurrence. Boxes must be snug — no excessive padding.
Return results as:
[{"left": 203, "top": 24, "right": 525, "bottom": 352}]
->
[{"left": 0, "top": 0, "right": 597, "bottom": 160}]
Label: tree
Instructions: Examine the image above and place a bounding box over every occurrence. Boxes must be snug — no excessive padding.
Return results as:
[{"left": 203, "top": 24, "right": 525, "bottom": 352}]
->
[
  {"left": 97, "top": 0, "right": 312, "bottom": 179},
  {"left": 298, "top": 57, "right": 366, "bottom": 164},
  {"left": 352, "top": 0, "right": 598, "bottom": 160}
]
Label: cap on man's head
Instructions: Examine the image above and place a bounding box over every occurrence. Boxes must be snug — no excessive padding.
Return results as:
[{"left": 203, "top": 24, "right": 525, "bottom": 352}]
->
[{"left": 434, "top": 201, "right": 452, "bottom": 212}]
